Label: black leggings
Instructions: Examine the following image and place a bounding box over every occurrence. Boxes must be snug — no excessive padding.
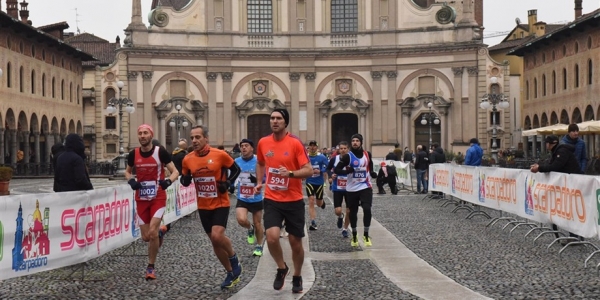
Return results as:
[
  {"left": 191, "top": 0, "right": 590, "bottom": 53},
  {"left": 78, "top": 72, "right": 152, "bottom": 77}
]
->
[{"left": 346, "top": 188, "right": 373, "bottom": 230}]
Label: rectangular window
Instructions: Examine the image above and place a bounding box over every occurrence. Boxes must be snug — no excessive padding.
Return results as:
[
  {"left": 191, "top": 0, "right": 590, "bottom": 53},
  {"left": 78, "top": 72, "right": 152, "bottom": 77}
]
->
[
  {"left": 331, "top": 0, "right": 358, "bottom": 33},
  {"left": 247, "top": 0, "right": 272, "bottom": 33},
  {"left": 105, "top": 116, "right": 116, "bottom": 130},
  {"left": 106, "top": 143, "right": 117, "bottom": 154}
]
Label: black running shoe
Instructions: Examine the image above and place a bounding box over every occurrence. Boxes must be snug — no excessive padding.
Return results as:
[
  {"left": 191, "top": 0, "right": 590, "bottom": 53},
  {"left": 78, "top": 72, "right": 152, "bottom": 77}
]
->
[
  {"left": 337, "top": 214, "right": 344, "bottom": 229},
  {"left": 273, "top": 263, "right": 289, "bottom": 290},
  {"left": 292, "top": 276, "right": 303, "bottom": 293}
]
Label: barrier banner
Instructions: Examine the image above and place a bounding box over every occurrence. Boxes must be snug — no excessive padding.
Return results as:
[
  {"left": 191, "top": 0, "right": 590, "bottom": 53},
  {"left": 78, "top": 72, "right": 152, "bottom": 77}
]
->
[
  {"left": 372, "top": 159, "right": 412, "bottom": 186},
  {"left": 429, "top": 164, "right": 600, "bottom": 239},
  {"left": 162, "top": 180, "right": 198, "bottom": 224}
]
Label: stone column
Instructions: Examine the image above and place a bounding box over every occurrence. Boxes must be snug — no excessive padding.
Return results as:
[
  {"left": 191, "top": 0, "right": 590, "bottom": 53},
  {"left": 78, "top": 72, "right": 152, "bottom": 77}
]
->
[
  {"left": 45, "top": 134, "right": 52, "bottom": 164},
  {"left": 158, "top": 112, "right": 167, "bottom": 146},
  {"left": 532, "top": 136, "right": 538, "bottom": 159},
  {"left": 306, "top": 73, "right": 316, "bottom": 139},
  {"left": 319, "top": 108, "right": 328, "bottom": 147},
  {"left": 238, "top": 113, "right": 246, "bottom": 139},
  {"left": 522, "top": 136, "right": 529, "bottom": 159},
  {"left": 386, "top": 71, "right": 398, "bottom": 143},
  {"left": 0, "top": 128, "right": 4, "bottom": 164},
  {"left": 289, "top": 72, "right": 301, "bottom": 135},
  {"left": 371, "top": 71, "right": 383, "bottom": 144},
  {"left": 401, "top": 109, "right": 411, "bottom": 149},
  {"left": 466, "top": 66, "right": 478, "bottom": 142},
  {"left": 207, "top": 72, "right": 218, "bottom": 134},
  {"left": 21, "top": 131, "right": 30, "bottom": 164},
  {"left": 10, "top": 130, "right": 17, "bottom": 165},
  {"left": 222, "top": 72, "right": 234, "bottom": 145},
  {"left": 33, "top": 131, "right": 40, "bottom": 163},
  {"left": 142, "top": 71, "right": 153, "bottom": 125},
  {"left": 451, "top": 67, "right": 464, "bottom": 144},
  {"left": 359, "top": 109, "right": 368, "bottom": 149},
  {"left": 127, "top": 71, "right": 139, "bottom": 147}
]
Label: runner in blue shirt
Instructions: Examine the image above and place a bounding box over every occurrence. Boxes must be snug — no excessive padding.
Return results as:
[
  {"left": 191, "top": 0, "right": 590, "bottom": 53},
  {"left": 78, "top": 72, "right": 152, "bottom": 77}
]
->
[{"left": 306, "top": 140, "right": 329, "bottom": 230}]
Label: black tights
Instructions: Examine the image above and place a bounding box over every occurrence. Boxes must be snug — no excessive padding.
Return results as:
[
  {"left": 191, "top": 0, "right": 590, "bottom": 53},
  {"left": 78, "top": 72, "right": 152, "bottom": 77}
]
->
[{"left": 349, "top": 201, "right": 372, "bottom": 230}]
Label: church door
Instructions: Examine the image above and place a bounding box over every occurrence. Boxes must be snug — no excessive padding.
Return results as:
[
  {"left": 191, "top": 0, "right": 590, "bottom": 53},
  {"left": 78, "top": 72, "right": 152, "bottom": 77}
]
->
[
  {"left": 331, "top": 113, "right": 358, "bottom": 147},
  {"left": 247, "top": 114, "right": 271, "bottom": 144}
]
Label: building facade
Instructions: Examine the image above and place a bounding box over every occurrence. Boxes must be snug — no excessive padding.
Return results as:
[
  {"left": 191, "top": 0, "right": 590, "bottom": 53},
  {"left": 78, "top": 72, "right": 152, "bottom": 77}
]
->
[
  {"left": 88, "top": 0, "right": 512, "bottom": 160},
  {"left": 0, "top": 2, "right": 94, "bottom": 169}
]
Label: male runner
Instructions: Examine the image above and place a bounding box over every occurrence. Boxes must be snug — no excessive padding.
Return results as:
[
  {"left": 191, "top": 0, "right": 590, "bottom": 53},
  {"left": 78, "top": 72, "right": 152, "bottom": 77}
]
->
[
  {"left": 255, "top": 108, "right": 313, "bottom": 293},
  {"left": 234, "top": 138, "right": 265, "bottom": 256},
  {"left": 327, "top": 141, "right": 351, "bottom": 237},
  {"left": 334, "top": 133, "right": 378, "bottom": 247},
  {"left": 125, "top": 124, "right": 179, "bottom": 280},
  {"left": 179, "top": 125, "right": 243, "bottom": 290},
  {"left": 306, "top": 140, "right": 329, "bottom": 231}
]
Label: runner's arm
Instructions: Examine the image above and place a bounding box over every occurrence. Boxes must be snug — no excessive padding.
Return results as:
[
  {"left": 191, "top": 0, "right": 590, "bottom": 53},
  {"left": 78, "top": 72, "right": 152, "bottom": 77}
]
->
[
  {"left": 227, "top": 161, "right": 241, "bottom": 183},
  {"left": 164, "top": 162, "right": 179, "bottom": 182},
  {"left": 125, "top": 150, "right": 135, "bottom": 180},
  {"left": 334, "top": 154, "right": 351, "bottom": 175},
  {"left": 291, "top": 162, "right": 314, "bottom": 179}
]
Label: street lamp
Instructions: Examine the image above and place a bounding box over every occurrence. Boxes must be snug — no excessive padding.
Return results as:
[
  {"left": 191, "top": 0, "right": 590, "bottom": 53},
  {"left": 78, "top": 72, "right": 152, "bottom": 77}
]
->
[
  {"left": 480, "top": 76, "right": 510, "bottom": 164},
  {"left": 106, "top": 80, "right": 135, "bottom": 176},
  {"left": 169, "top": 104, "right": 189, "bottom": 140},
  {"left": 420, "top": 101, "right": 440, "bottom": 147}
]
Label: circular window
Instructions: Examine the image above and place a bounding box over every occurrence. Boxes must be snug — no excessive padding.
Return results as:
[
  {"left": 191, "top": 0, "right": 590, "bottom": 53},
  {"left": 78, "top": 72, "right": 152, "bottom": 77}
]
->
[
  {"left": 491, "top": 67, "right": 500, "bottom": 76},
  {"left": 105, "top": 72, "right": 115, "bottom": 81}
]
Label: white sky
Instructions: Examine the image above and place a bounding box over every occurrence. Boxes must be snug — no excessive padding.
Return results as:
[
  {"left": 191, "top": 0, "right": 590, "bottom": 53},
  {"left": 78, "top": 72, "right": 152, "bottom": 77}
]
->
[{"left": 21, "top": 0, "right": 599, "bottom": 46}]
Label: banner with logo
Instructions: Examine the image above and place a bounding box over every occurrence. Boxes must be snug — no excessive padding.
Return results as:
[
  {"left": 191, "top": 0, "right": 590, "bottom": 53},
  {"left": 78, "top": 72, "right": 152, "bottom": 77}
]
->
[
  {"left": 372, "top": 160, "right": 412, "bottom": 186},
  {"left": 429, "top": 164, "right": 600, "bottom": 239},
  {"left": 0, "top": 181, "right": 197, "bottom": 281}
]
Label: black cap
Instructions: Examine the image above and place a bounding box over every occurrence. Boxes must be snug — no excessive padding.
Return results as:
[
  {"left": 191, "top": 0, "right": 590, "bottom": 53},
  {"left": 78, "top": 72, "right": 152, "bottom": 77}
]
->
[
  {"left": 351, "top": 133, "right": 363, "bottom": 143},
  {"left": 272, "top": 108, "right": 290, "bottom": 127},
  {"left": 545, "top": 135, "right": 559, "bottom": 144},
  {"left": 469, "top": 138, "right": 479, "bottom": 144},
  {"left": 240, "top": 138, "right": 254, "bottom": 148},
  {"left": 308, "top": 140, "right": 318, "bottom": 146}
]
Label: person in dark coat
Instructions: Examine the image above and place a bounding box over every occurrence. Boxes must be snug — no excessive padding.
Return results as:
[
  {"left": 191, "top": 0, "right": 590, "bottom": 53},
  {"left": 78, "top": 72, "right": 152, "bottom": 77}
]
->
[
  {"left": 385, "top": 148, "right": 398, "bottom": 161},
  {"left": 429, "top": 143, "right": 445, "bottom": 198},
  {"left": 51, "top": 143, "right": 65, "bottom": 192},
  {"left": 530, "top": 135, "right": 583, "bottom": 243},
  {"left": 171, "top": 139, "right": 188, "bottom": 175},
  {"left": 54, "top": 134, "right": 93, "bottom": 192},
  {"left": 403, "top": 147, "right": 413, "bottom": 163},
  {"left": 376, "top": 161, "right": 397, "bottom": 195}
]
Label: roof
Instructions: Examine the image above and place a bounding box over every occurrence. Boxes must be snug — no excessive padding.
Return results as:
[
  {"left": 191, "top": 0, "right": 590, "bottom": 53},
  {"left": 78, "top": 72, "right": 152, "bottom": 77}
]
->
[
  {"left": 0, "top": 12, "right": 95, "bottom": 61},
  {"left": 65, "top": 33, "right": 116, "bottom": 66},
  {"left": 509, "top": 9, "right": 600, "bottom": 56},
  {"left": 489, "top": 36, "right": 535, "bottom": 52},
  {"left": 151, "top": 0, "right": 192, "bottom": 11},
  {"left": 500, "top": 24, "right": 563, "bottom": 43},
  {"left": 37, "top": 21, "right": 69, "bottom": 32}
]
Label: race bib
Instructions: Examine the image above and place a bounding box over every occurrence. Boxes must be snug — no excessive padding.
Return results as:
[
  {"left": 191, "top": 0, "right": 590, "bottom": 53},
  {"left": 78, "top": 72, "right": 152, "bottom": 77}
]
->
[
  {"left": 195, "top": 176, "right": 218, "bottom": 198},
  {"left": 336, "top": 177, "right": 347, "bottom": 190},
  {"left": 312, "top": 164, "right": 320, "bottom": 177},
  {"left": 353, "top": 167, "right": 367, "bottom": 179},
  {"left": 139, "top": 181, "right": 158, "bottom": 201},
  {"left": 266, "top": 167, "right": 289, "bottom": 191},
  {"left": 239, "top": 183, "right": 255, "bottom": 199}
]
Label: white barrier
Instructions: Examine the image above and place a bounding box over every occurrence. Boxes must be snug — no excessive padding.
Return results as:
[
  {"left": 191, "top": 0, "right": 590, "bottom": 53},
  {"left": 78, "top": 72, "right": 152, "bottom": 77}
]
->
[
  {"left": 429, "top": 164, "right": 600, "bottom": 239},
  {"left": 372, "top": 160, "right": 412, "bottom": 186},
  {"left": 0, "top": 180, "right": 197, "bottom": 281}
]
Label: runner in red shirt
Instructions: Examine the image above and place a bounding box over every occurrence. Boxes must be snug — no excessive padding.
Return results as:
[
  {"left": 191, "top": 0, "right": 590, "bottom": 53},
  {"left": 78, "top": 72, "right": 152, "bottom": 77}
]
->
[
  {"left": 255, "top": 108, "right": 313, "bottom": 293},
  {"left": 125, "top": 124, "right": 179, "bottom": 280}
]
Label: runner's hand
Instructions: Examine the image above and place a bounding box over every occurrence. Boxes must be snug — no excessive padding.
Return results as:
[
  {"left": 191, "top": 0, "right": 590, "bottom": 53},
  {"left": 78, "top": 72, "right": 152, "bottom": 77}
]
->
[
  {"left": 254, "top": 183, "right": 263, "bottom": 194},
  {"left": 370, "top": 171, "right": 378, "bottom": 178},
  {"left": 128, "top": 178, "right": 142, "bottom": 190},
  {"left": 180, "top": 174, "right": 193, "bottom": 187},
  {"left": 345, "top": 166, "right": 354, "bottom": 174},
  {"left": 217, "top": 180, "right": 230, "bottom": 193},
  {"left": 159, "top": 179, "right": 172, "bottom": 190}
]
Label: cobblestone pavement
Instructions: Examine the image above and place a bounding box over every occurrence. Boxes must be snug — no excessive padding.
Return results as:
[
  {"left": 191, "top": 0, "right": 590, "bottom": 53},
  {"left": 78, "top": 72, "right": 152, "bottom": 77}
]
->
[{"left": 4, "top": 178, "right": 600, "bottom": 299}]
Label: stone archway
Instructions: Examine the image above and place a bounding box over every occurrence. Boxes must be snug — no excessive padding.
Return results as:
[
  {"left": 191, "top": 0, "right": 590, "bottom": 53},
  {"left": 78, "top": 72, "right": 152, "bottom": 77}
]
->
[
  {"left": 317, "top": 97, "right": 369, "bottom": 149},
  {"left": 400, "top": 95, "right": 451, "bottom": 151},
  {"left": 236, "top": 98, "right": 285, "bottom": 144}
]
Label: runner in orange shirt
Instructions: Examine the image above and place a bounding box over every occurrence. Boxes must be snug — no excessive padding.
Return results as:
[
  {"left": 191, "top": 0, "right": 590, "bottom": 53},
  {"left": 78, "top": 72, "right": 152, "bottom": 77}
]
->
[
  {"left": 255, "top": 108, "right": 313, "bottom": 293},
  {"left": 180, "top": 125, "right": 242, "bottom": 290}
]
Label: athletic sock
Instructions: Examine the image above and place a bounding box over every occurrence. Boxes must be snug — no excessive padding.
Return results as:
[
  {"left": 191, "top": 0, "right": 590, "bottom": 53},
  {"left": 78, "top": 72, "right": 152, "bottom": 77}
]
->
[
  {"left": 148, "top": 264, "right": 155, "bottom": 269},
  {"left": 364, "top": 227, "right": 370, "bottom": 236}
]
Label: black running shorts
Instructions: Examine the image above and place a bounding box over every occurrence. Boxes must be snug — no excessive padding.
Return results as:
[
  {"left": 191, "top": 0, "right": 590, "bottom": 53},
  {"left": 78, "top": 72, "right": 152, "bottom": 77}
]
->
[
  {"left": 305, "top": 183, "right": 324, "bottom": 200},
  {"left": 197, "top": 207, "right": 230, "bottom": 234},
  {"left": 263, "top": 198, "right": 305, "bottom": 238}
]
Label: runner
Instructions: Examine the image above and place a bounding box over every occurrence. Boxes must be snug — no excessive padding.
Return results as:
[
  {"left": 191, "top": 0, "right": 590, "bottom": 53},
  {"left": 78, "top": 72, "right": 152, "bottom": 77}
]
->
[
  {"left": 327, "top": 141, "right": 351, "bottom": 237},
  {"left": 255, "top": 108, "right": 313, "bottom": 293},
  {"left": 334, "top": 133, "right": 377, "bottom": 247},
  {"left": 179, "top": 125, "right": 243, "bottom": 290},
  {"left": 306, "top": 140, "right": 329, "bottom": 231},
  {"left": 233, "top": 138, "right": 265, "bottom": 256},
  {"left": 125, "top": 124, "right": 179, "bottom": 280}
]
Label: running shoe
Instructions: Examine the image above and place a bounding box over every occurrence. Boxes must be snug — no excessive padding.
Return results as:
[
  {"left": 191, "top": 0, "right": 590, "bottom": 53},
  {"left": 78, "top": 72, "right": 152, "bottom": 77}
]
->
[
  {"left": 320, "top": 200, "right": 326, "bottom": 209},
  {"left": 292, "top": 276, "right": 303, "bottom": 293},
  {"left": 337, "top": 214, "right": 344, "bottom": 229},
  {"left": 341, "top": 229, "right": 349, "bottom": 238},
  {"left": 158, "top": 225, "right": 168, "bottom": 247},
  {"left": 280, "top": 227, "right": 289, "bottom": 238},
  {"left": 145, "top": 267, "right": 157, "bottom": 280},
  {"left": 221, "top": 269, "right": 241, "bottom": 289},
  {"left": 253, "top": 246, "right": 263, "bottom": 257},
  {"left": 351, "top": 235, "right": 359, "bottom": 247},
  {"left": 309, "top": 221, "right": 318, "bottom": 231},
  {"left": 273, "top": 263, "right": 290, "bottom": 290},
  {"left": 363, "top": 235, "right": 373, "bottom": 247},
  {"left": 247, "top": 225, "right": 256, "bottom": 244}
]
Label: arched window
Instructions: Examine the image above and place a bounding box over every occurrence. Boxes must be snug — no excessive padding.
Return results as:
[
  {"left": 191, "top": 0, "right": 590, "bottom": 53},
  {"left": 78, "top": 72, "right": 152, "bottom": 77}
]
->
[
  {"left": 6, "top": 62, "right": 11, "bottom": 88},
  {"left": 31, "top": 70, "right": 35, "bottom": 94},
  {"left": 61, "top": 79, "right": 65, "bottom": 100},
  {"left": 69, "top": 82, "right": 73, "bottom": 102},
  {"left": 575, "top": 64, "right": 580, "bottom": 88},
  {"left": 52, "top": 77, "right": 56, "bottom": 98},
  {"left": 588, "top": 59, "right": 593, "bottom": 85},
  {"left": 575, "top": 42, "right": 579, "bottom": 54},
  {"left": 42, "top": 73, "right": 46, "bottom": 96},
  {"left": 525, "top": 80, "right": 529, "bottom": 100},
  {"left": 562, "top": 68, "right": 567, "bottom": 90},
  {"left": 19, "top": 66, "right": 24, "bottom": 92},
  {"left": 542, "top": 74, "right": 546, "bottom": 96},
  {"left": 552, "top": 71, "right": 556, "bottom": 94},
  {"left": 588, "top": 36, "right": 593, "bottom": 49},
  {"left": 534, "top": 78, "right": 538, "bottom": 98},
  {"left": 331, "top": 0, "right": 358, "bottom": 32},
  {"left": 77, "top": 85, "right": 80, "bottom": 104},
  {"left": 247, "top": 0, "right": 273, "bottom": 33}
]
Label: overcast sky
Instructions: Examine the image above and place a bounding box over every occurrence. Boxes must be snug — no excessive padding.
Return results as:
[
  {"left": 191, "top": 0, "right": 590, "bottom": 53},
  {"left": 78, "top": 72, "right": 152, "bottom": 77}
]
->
[{"left": 22, "top": 0, "right": 599, "bottom": 46}]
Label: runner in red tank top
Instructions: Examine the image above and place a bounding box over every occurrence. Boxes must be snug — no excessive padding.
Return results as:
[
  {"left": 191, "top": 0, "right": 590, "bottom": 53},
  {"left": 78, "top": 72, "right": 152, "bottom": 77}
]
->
[{"left": 125, "top": 124, "right": 179, "bottom": 280}]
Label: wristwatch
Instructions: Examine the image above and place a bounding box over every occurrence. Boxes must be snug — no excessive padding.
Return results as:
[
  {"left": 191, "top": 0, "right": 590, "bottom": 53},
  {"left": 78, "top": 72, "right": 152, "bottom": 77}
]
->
[{"left": 289, "top": 171, "right": 294, "bottom": 177}]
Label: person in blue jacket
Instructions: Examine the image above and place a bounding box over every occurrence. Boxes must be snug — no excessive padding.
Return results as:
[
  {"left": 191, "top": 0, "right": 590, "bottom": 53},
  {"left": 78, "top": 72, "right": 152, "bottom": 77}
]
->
[
  {"left": 306, "top": 140, "right": 329, "bottom": 231},
  {"left": 464, "top": 138, "right": 483, "bottom": 166},
  {"left": 560, "top": 123, "right": 588, "bottom": 173},
  {"left": 234, "top": 138, "right": 265, "bottom": 256}
]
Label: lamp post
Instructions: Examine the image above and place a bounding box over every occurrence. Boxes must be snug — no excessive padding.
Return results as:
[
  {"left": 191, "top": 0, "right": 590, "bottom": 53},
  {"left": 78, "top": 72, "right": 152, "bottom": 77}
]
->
[
  {"left": 106, "top": 80, "right": 135, "bottom": 176},
  {"left": 420, "top": 101, "right": 440, "bottom": 147},
  {"left": 169, "top": 104, "right": 189, "bottom": 141},
  {"left": 480, "top": 76, "right": 510, "bottom": 164}
]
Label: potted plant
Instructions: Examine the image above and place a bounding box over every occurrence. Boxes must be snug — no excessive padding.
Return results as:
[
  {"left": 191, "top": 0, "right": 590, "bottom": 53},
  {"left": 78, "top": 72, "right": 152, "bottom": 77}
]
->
[{"left": 0, "top": 166, "right": 13, "bottom": 196}]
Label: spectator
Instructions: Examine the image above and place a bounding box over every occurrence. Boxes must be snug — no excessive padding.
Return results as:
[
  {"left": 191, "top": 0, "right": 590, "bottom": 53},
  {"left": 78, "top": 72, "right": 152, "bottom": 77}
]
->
[
  {"left": 393, "top": 143, "right": 403, "bottom": 161},
  {"left": 413, "top": 145, "right": 429, "bottom": 194},
  {"left": 464, "top": 138, "right": 483, "bottom": 166},
  {"left": 172, "top": 139, "right": 188, "bottom": 175},
  {"left": 54, "top": 134, "right": 93, "bottom": 192},
  {"left": 51, "top": 143, "right": 65, "bottom": 192},
  {"left": 561, "top": 124, "right": 587, "bottom": 173},
  {"left": 429, "top": 143, "right": 445, "bottom": 198},
  {"left": 376, "top": 161, "right": 397, "bottom": 195},
  {"left": 385, "top": 148, "right": 398, "bottom": 161},
  {"left": 231, "top": 143, "right": 241, "bottom": 159},
  {"left": 403, "top": 147, "right": 412, "bottom": 163}
]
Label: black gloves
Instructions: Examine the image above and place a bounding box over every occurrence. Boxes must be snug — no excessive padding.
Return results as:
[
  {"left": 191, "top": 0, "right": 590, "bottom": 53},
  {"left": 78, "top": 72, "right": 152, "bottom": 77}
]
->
[
  {"left": 217, "top": 180, "right": 231, "bottom": 194},
  {"left": 159, "top": 179, "right": 172, "bottom": 190},
  {"left": 344, "top": 166, "right": 355, "bottom": 174},
  {"left": 370, "top": 171, "right": 378, "bottom": 178},
  {"left": 128, "top": 178, "right": 142, "bottom": 190},
  {"left": 180, "top": 174, "right": 193, "bottom": 187}
]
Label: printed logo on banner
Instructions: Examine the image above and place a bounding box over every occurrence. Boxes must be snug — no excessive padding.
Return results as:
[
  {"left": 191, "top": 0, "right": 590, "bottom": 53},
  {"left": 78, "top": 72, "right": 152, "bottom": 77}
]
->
[
  {"left": 451, "top": 170, "right": 456, "bottom": 194},
  {"left": 12, "top": 201, "right": 50, "bottom": 272},
  {"left": 524, "top": 176, "right": 535, "bottom": 216},
  {"left": 478, "top": 173, "right": 486, "bottom": 203}
]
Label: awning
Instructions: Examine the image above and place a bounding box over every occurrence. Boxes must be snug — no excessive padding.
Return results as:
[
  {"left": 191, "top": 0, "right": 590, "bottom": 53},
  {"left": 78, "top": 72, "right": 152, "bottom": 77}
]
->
[{"left": 522, "top": 124, "right": 568, "bottom": 137}]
